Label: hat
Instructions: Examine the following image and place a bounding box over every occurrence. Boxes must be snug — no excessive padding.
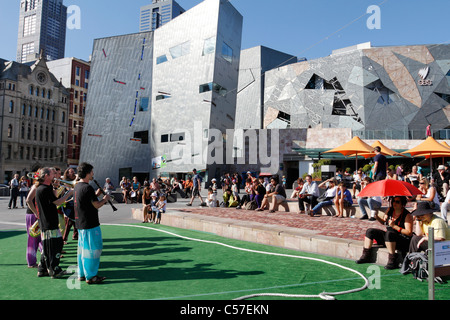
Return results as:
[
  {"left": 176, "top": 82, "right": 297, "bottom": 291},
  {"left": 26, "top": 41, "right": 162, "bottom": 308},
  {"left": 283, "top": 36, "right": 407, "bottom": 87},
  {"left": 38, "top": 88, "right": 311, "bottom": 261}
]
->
[
  {"left": 211, "top": 178, "right": 216, "bottom": 182},
  {"left": 438, "top": 165, "right": 445, "bottom": 170},
  {"left": 151, "top": 192, "right": 158, "bottom": 197},
  {"left": 411, "top": 201, "right": 438, "bottom": 216}
]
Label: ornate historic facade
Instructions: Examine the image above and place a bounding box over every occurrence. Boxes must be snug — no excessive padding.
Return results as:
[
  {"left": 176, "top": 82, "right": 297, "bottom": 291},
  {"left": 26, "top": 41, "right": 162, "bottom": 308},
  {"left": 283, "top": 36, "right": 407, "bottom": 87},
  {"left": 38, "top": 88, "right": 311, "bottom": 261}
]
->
[{"left": 0, "top": 56, "right": 69, "bottom": 183}]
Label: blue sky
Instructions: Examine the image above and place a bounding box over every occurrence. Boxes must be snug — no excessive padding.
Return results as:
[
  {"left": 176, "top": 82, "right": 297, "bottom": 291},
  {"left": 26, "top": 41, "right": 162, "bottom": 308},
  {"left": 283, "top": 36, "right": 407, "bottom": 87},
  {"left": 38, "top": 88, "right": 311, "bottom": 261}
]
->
[{"left": 0, "top": 0, "right": 449, "bottom": 63}]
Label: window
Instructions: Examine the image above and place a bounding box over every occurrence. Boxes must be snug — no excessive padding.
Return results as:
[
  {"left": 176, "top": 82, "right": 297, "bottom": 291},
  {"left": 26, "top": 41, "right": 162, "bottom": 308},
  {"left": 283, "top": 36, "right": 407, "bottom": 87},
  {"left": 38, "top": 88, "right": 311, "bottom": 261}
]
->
[
  {"left": 134, "top": 131, "right": 149, "bottom": 144},
  {"left": 170, "top": 132, "right": 185, "bottom": 142},
  {"left": 21, "top": 42, "right": 34, "bottom": 62},
  {"left": 199, "top": 82, "right": 228, "bottom": 97},
  {"left": 161, "top": 134, "right": 169, "bottom": 143},
  {"left": 140, "top": 97, "right": 149, "bottom": 111},
  {"left": 23, "top": 14, "right": 37, "bottom": 36},
  {"left": 221, "top": 42, "right": 233, "bottom": 63},
  {"left": 156, "top": 55, "right": 168, "bottom": 65},
  {"left": 169, "top": 41, "right": 190, "bottom": 59},
  {"left": 203, "top": 37, "right": 216, "bottom": 56},
  {"left": 7, "top": 125, "right": 12, "bottom": 138},
  {"left": 61, "top": 112, "right": 65, "bottom": 123},
  {"left": 9, "top": 101, "right": 14, "bottom": 113},
  {"left": 156, "top": 94, "right": 171, "bottom": 101}
]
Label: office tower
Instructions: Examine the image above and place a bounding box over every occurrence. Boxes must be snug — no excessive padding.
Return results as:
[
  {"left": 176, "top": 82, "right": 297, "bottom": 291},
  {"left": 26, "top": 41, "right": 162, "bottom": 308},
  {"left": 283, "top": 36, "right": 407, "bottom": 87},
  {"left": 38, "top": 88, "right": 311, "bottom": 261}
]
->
[
  {"left": 140, "top": 0, "right": 185, "bottom": 32},
  {"left": 17, "top": 0, "right": 67, "bottom": 63}
]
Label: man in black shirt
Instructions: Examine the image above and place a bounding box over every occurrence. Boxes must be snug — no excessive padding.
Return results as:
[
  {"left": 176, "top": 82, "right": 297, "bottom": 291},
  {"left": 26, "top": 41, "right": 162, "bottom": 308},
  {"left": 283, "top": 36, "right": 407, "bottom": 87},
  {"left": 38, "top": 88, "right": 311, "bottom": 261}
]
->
[
  {"left": 372, "top": 146, "right": 388, "bottom": 181},
  {"left": 74, "top": 162, "right": 110, "bottom": 284},
  {"left": 35, "top": 167, "right": 73, "bottom": 278}
]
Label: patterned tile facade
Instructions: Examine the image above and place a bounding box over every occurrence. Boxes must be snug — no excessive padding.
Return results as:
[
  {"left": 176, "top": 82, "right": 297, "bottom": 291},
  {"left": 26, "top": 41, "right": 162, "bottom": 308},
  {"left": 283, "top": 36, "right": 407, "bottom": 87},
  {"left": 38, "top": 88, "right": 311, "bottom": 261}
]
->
[{"left": 263, "top": 44, "right": 450, "bottom": 134}]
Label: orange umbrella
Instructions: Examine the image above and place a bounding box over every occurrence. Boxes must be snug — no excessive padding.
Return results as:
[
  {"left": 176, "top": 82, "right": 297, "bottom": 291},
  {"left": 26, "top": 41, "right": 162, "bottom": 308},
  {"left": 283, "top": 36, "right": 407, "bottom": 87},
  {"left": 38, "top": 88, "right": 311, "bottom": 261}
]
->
[
  {"left": 323, "top": 136, "right": 375, "bottom": 169},
  {"left": 347, "top": 140, "right": 409, "bottom": 159},
  {"left": 401, "top": 137, "right": 450, "bottom": 173},
  {"left": 424, "top": 141, "right": 450, "bottom": 159}
]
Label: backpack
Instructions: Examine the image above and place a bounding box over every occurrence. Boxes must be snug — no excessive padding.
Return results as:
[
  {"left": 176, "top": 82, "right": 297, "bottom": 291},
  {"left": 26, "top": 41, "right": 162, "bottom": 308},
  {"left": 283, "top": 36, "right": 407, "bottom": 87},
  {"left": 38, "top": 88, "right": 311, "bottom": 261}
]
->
[
  {"left": 244, "top": 200, "right": 258, "bottom": 210},
  {"left": 401, "top": 252, "right": 445, "bottom": 284}
]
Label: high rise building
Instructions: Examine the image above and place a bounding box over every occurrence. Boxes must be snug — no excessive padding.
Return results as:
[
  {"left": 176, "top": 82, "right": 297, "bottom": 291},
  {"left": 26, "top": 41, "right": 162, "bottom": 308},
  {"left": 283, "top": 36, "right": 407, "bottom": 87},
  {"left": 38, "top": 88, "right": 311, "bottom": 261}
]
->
[
  {"left": 140, "top": 0, "right": 185, "bottom": 32},
  {"left": 17, "top": 0, "right": 67, "bottom": 63}
]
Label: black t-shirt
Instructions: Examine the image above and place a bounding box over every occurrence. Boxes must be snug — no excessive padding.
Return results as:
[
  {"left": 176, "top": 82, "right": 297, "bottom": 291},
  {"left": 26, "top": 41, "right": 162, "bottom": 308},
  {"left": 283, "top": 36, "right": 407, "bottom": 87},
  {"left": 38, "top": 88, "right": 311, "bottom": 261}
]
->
[
  {"left": 274, "top": 184, "right": 287, "bottom": 198},
  {"left": 36, "top": 184, "right": 59, "bottom": 231},
  {"left": 374, "top": 153, "right": 387, "bottom": 176},
  {"left": 74, "top": 182, "right": 100, "bottom": 230}
]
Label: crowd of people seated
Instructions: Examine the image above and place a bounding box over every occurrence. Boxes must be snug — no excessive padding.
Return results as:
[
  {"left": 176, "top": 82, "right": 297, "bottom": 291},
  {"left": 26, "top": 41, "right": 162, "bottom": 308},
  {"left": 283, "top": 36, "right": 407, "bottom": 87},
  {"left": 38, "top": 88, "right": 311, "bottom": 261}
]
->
[{"left": 115, "top": 163, "right": 449, "bottom": 271}]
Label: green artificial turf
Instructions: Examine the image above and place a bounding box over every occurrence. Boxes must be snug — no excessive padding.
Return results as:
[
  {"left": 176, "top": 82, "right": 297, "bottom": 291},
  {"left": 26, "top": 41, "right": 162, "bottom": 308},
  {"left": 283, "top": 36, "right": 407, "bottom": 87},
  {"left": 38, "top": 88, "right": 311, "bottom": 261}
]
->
[{"left": 0, "top": 224, "right": 448, "bottom": 301}]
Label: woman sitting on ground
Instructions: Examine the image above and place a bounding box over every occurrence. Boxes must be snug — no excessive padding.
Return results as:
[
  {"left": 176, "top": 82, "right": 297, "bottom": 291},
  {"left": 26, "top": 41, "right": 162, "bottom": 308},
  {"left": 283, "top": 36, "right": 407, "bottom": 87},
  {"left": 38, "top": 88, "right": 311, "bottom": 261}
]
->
[
  {"left": 413, "top": 177, "right": 440, "bottom": 210},
  {"left": 356, "top": 196, "right": 413, "bottom": 269}
]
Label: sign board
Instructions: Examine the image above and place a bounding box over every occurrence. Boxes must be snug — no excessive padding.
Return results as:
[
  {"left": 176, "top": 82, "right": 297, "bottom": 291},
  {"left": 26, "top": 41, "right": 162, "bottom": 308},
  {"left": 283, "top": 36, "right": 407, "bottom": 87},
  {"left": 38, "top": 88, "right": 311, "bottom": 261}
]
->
[{"left": 434, "top": 241, "right": 450, "bottom": 267}]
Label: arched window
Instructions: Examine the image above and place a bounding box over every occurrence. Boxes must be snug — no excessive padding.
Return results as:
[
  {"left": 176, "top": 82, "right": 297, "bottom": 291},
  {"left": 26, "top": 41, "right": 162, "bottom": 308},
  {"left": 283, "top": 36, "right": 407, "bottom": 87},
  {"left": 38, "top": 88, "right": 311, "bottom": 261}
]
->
[
  {"left": 60, "top": 132, "right": 65, "bottom": 144},
  {"left": 7, "top": 124, "right": 12, "bottom": 138},
  {"left": 29, "top": 85, "right": 34, "bottom": 95},
  {"left": 9, "top": 101, "right": 14, "bottom": 113}
]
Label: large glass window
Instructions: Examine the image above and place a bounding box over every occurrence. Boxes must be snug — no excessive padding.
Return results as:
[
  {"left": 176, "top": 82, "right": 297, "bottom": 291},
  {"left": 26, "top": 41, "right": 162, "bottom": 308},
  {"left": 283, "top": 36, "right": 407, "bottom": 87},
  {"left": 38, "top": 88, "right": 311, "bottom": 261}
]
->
[
  {"left": 202, "top": 37, "right": 216, "bottom": 56},
  {"left": 139, "top": 97, "right": 149, "bottom": 111},
  {"left": 156, "top": 55, "right": 168, "bottom": 65},
  {"left": 199, "top": 82, "right": 227, "bottom": 97},
  {"left": 169, "top": 41, "right": 190, "bottom": 59},
  {"left": 221, "top": 42, "right": 233, "bottom": 63},
  {"left": 23, "top": 14, "right": 36, "bottom": 36}
]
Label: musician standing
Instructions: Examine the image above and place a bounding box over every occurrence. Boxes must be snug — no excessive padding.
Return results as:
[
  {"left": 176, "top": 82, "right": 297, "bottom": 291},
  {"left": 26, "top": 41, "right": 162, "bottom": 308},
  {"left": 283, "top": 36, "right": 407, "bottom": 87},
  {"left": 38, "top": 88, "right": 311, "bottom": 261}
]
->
[
  {"left": 74, "top": 162, "right": 110, "bottom": 284},
  {"left": 35, "top": 167, "right": 73, "bottom": 278},
  {"left": 62, "top": 167, "right": 78, "bottom": 243}
]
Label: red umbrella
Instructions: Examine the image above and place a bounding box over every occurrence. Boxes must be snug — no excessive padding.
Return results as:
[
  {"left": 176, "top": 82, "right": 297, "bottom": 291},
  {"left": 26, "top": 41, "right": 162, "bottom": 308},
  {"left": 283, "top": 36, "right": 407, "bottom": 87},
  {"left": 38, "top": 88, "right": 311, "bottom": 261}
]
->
[{"left": 357, "top": 179, "right": 424, "bottom": 198}]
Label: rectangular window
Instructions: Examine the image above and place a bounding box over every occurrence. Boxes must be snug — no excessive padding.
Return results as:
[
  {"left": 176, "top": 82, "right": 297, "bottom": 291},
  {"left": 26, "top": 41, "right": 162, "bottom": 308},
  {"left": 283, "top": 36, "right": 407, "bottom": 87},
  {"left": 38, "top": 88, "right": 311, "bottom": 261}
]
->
[
  {"left": 199, "top": 82, "right": 227, "bottom": 97},
  {"left": 161, "top": 134, "right": 169, "bottom": 143},
  {"left": 23, "top": 14, "right": 36, "bottom": 37},
  {"left": 134, "top": 131, "right": 149, "bottom": 144},
  {"left": 170, "top": 132, "right": 185, "bottom": 142},
  {"left": 139, "top": 97, "right": 149, "bottom": 112},
  {"left": 202, "top": 37, "right": 216, "bottom": 56},
  {"left": 21, "top": 42, "right": 35, "bottom": 62},
  {"left": 156, "top": 55, "right": 168, "bottom": 65},
  {"left": 169, "top": 41, "right": 190, "bottom": 59},
  {"left": 221, "top": 42, "right": 233, "bottom": 63}
]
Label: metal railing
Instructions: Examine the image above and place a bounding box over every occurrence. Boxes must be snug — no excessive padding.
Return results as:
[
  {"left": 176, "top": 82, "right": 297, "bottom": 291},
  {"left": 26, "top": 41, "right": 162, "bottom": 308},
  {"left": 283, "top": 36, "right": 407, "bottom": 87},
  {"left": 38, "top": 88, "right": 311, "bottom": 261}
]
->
[{"left": 353, "top": 129, "right": 450, "bottom": 140}]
